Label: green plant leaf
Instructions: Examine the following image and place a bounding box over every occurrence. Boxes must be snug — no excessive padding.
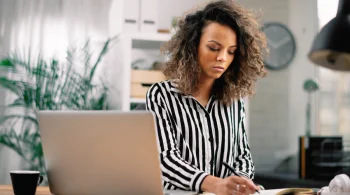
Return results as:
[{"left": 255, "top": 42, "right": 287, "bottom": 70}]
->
[
  {"left": 0, "top": 77, "right": 23, "bottom": 97},
  {"left": 9, "top": 51, "right": 32, "bottom": 72},
  {"left": 0, "top": 37, "right": 116, "bottom": 178},
  {"left": 0, "top": 114, "right": 38, "bottom": 125},
  {"left": 0, "top": 132, "right": 24, "bottom": 157},
  {"left": 7, "top": 98, "right": 26, "bottom": 107},
  {"left": 0, "top": 58, "right": 14, "bottom": 67},
  {"left": 89, "top": 37, "right": 116, "bottom": 81}
]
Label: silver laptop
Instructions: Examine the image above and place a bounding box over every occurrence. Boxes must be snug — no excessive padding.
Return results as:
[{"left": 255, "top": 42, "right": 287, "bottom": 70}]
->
[{"left": 37, "top": 110, "right": 164, "bottom": 195}]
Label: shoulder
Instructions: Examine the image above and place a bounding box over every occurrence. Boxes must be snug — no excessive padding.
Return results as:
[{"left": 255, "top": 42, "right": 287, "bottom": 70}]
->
[
  {"left": 146, "top": 80, "right": 174, "bottom": 98},
  {"left": 238, "top": 98, "right": 246, "bottom": 107},
  {"left": 226, "top": 98, "right": 246, "bottom": 113},
  {"left": 227, "top": 98, "right": 245, "bottom": 107}
]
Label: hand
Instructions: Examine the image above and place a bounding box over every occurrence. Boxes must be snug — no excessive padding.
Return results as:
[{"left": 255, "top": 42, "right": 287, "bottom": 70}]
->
[
  {"left": 255, "top": 184, "right": 262, "bottom": 190},
  {"left": 213, "top": 175, "right": 257, "bottom": 195}
]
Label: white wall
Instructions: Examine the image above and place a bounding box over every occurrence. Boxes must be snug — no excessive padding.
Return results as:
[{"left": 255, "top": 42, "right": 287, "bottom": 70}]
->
[
  {"left": 287, "top": 0, "right": 319, "bottom": 171},
  {"left": 236, "top": 0, "right": 319, "bottom": 172},
  {"left": 0, "top": 0, "right": 22, "bottom": 184},
  {"left": 236, "top": 0, "right": 291, "bottom": 172}
]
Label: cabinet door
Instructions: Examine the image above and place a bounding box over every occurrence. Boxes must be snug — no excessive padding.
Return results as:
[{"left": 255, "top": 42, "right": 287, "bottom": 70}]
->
[
  {"left": 139, "top": 0, "right": 158, "bottom": 33},
  {"left": 123, "top": 0, "right": 140, "bottom": 32}
]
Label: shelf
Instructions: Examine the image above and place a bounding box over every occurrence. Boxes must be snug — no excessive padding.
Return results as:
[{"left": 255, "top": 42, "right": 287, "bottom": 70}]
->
[
  {"left": 130, "top": 98, "right": 146, "bottom": 104},
  {"left": 120, "top": 31, "right": 172, "bottom": 111},
  {"left": 129, "top": 32, "right": 173, "bottom": 42}
]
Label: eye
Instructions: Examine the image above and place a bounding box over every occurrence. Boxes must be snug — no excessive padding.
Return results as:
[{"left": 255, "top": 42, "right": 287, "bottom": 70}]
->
[
  {"left": 228, "top": 49, "right": 237, "bottom": 55},
  {"left": 208, "top": 46, "right": 219, "bottom": 51},
  {"left": 228, "top": 51, "right": 235, "bottom": 55}
]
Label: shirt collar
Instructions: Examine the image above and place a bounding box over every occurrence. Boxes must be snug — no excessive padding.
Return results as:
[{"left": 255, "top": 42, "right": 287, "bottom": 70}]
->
[
  {"left": 169, "top": 80, "right": 182, "bottom": 94},
  {"left": 169, "top": 80, "right": 217, "bottom": 101},
  {"left": 170, "top": 80, "right": 196, "bottom": 99}
]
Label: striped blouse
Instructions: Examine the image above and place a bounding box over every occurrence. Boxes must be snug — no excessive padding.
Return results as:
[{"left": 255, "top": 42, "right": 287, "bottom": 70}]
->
[{"left": 146, "top": 80, "right": 254, "bottom": 192}]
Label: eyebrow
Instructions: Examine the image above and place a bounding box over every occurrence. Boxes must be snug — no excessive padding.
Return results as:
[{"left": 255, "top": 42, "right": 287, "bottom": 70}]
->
[{"left": 208, "top": 40, "right": 237, "bottom": 48}]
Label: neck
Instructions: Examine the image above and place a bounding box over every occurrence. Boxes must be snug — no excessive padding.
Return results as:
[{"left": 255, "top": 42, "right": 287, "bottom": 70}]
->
[{"left": 195, "top": 77, "right": 215, "bottom": 99}]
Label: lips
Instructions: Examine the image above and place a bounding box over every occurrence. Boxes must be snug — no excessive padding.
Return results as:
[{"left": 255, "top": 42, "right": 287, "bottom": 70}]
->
[{"left": 213, "top": 66, "right": 225, "bottom": 71}]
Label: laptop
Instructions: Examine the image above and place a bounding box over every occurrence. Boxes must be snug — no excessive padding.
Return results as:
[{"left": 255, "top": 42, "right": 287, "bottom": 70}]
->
[{"left": 37, "top": 110, "right": 165, "bottom": 195}]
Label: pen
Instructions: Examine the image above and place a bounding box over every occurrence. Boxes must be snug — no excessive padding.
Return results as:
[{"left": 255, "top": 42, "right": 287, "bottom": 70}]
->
[{"left": 222, "top": 162, "right": 260, "bottom": 194}]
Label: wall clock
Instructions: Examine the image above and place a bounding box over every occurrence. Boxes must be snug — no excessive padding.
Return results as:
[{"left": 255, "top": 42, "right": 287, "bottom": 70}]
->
[{"left": 263, "top": 22, "right": 296, "bottom": 70}]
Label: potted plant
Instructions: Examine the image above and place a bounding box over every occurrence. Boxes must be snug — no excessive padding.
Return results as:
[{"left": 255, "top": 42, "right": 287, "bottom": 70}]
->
[{"left": 0, "top": 37, "right": 116, "bottom": 179}]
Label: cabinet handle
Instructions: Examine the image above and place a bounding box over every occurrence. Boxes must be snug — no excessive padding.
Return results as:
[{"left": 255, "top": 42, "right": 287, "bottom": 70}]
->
[
  {"left": 143, "top": 20, "right": 155, "bottom": 25},
  {"left": 125, "top": 19, "right": 136, "bottom": 24}
]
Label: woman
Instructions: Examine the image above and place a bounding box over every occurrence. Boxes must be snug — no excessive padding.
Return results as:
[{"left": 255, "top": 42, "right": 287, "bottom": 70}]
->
[{"left": 146, "top": 1, "right": 267, "bottom": 195}]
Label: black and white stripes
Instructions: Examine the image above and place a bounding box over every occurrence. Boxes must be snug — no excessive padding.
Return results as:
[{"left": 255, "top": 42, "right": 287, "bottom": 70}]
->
[{"left": 146, "top": 80, "right": 254, "bottom": 192}]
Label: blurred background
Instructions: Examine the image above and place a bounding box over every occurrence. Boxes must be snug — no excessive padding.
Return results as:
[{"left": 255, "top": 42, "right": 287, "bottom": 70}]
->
[{"left": 0, "top": 0, "right": 349, "bottom": 189}]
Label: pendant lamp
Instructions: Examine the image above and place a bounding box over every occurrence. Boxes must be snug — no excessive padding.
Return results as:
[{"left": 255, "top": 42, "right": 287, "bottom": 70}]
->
[{"left": 308, "top": 0, "right": 350, "bottom": 71}]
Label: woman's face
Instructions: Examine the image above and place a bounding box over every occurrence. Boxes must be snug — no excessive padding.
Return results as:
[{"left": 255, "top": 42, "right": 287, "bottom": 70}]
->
[{"left": 197, "top": 22, "right": 237, "bottom": 81}]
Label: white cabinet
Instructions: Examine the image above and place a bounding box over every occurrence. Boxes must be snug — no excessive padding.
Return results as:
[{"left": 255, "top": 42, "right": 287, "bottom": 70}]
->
[
  {"left": 119, "top": 32, "right": 172, "bottom": 111},
  {"left": 109, "top": 0, "right": 169, "bottom": 111},
  {"left": 139, "top": 0, "right": 159, "bottom": 33},
  {"left": 116, "top": 0, "right": 159, "bottom": 33},
  {"left": 122, "top": 0, "right": 140, "bottom": 32}
]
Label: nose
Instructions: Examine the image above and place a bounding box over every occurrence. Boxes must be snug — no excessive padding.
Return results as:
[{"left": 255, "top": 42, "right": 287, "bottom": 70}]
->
[{"left": 217, "top": 50, "right": 227, "bottom": 62}]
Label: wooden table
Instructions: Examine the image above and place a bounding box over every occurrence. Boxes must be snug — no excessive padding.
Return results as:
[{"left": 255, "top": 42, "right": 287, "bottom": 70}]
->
[
  {"left": 0, "top": 185, "right": 290, "bottom": 195},
  {"left": 0, "top": 185, "right": 51, "bottom": 195}
]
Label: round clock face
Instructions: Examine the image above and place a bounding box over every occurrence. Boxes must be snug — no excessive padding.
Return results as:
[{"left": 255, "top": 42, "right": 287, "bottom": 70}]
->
[{"left": 263, "top": 22, "right": 296, "bottom": 70}]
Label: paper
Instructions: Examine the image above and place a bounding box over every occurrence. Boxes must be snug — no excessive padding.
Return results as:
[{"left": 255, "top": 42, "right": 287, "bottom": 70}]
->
[
  {"left": 164, "top": 189, "right": 286, "bottom": 195},
  {"left": 319, "top": 173, "right": 350, "bottom": 195},
  {"left": 164, "top": 190, "right": 198, "bottom": 195}
]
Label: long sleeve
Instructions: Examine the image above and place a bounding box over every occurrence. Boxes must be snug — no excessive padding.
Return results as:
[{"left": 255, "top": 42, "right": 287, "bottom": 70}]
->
[
  {"left": 233, "top": 99, "right": 255, "bottom": 179},
  {"left": 146, "top": 84, "right": 209, "bottom": 192}
]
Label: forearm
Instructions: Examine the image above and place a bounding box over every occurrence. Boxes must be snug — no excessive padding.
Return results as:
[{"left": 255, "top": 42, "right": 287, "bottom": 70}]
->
[
  {"left": 160, "top": 152, "right": 209, "bottom": 191},
  {"left": 200, "top": 175, "right": 222, "bottom": 193},
  {"left": 233, "top": 151, "right": 255, "bottom": 179},
  {"left": 235, "top": 100, "right": 255, "bottom": 179}
]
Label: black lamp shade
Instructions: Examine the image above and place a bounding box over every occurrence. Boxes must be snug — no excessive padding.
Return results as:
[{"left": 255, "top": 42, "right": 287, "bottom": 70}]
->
[{"left": 308, "top": 0, "right": 350, "bottom": 71}]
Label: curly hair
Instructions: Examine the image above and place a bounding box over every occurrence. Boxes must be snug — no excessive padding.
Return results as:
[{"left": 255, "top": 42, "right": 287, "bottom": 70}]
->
[{"left": 161, "top": 0, "right": 268, "bottom": 105}]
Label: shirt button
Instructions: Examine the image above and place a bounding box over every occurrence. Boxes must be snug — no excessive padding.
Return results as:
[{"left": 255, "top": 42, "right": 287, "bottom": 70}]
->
[
  {"left": 210, "top": 159, "right": 213, "bottom": 165},
  {"left": 209, "top": 137, "right": 213, "bottom": 142}
]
